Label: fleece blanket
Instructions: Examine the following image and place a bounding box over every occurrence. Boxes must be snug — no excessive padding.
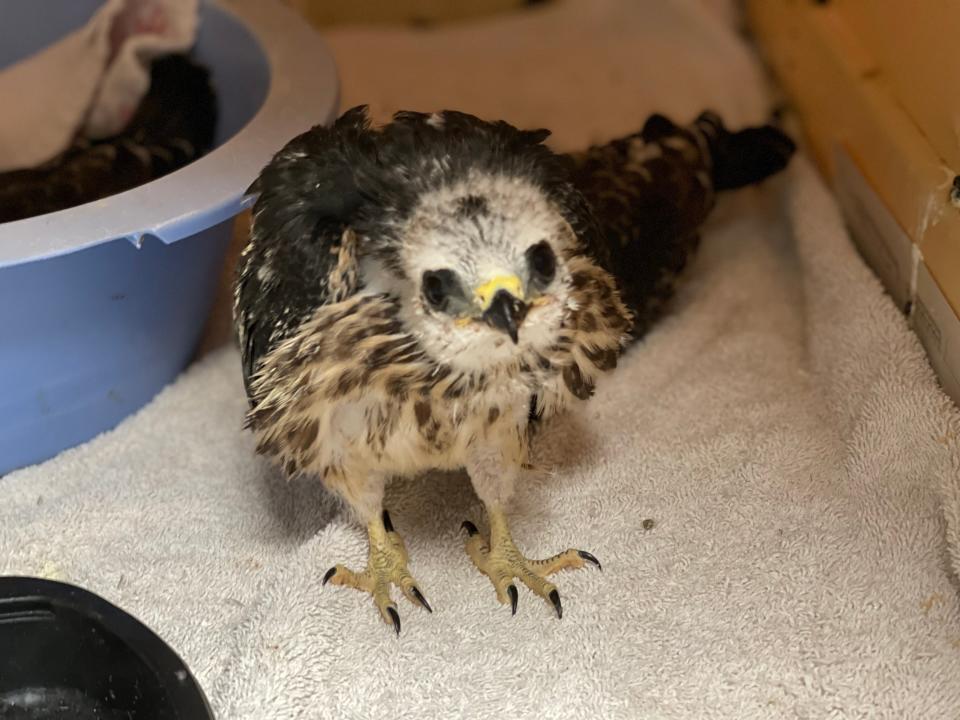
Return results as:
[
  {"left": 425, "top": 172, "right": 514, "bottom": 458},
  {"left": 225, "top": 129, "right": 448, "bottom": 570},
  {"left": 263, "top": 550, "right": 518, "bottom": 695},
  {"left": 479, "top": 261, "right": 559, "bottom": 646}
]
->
[{"left": 3, "top": 1, "right": 959, "bottom": 717}]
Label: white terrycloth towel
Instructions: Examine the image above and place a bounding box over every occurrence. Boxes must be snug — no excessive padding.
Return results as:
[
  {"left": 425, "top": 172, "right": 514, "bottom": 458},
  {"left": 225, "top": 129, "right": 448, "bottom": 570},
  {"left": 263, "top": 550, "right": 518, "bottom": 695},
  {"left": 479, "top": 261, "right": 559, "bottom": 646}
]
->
[
  {"left": 2, "top": 1, "right": 960, "bottom": 718},
  {"left": 0, "top": 0, "right": 198, "bottom": 172}
]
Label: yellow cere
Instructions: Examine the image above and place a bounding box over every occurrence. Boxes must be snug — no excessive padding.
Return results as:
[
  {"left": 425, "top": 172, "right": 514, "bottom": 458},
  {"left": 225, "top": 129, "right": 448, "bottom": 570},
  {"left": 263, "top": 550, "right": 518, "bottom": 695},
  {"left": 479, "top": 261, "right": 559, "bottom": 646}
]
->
[{"left": 474, "top": 274, "right": 523, "bottom": 310}]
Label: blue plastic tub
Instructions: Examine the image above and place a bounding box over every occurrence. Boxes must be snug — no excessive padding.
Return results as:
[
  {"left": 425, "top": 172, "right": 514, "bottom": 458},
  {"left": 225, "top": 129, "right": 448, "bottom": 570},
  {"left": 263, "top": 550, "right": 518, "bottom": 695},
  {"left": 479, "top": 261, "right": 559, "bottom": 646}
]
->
[{"left": 0, "top": 0, "right": 339, "bottom": 475}]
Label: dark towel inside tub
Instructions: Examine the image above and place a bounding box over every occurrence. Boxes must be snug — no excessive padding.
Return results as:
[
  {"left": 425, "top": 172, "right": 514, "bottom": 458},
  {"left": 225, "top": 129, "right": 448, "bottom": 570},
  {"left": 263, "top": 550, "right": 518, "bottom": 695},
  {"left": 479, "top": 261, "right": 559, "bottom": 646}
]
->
[{"left": 0, "top": 54, "right": 217, "bottom": 224}]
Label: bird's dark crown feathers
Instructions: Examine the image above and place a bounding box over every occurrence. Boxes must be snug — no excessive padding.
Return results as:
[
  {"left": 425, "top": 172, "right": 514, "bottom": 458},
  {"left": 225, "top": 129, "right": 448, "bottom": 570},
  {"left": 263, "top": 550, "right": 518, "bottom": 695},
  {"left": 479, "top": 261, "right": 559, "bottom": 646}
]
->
[{"left": 247, "top": 105, "right": 603, "bottom": 277}]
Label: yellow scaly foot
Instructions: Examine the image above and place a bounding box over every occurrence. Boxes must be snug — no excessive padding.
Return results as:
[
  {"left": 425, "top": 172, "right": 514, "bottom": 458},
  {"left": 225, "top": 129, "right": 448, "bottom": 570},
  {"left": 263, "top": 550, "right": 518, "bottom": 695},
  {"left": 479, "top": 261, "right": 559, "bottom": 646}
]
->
[
  {"left": 461, "top": 504, "right": 601, "bottom": 618},
  {"left": 323, "top": 510, "right": 431, "bottom": 635}
]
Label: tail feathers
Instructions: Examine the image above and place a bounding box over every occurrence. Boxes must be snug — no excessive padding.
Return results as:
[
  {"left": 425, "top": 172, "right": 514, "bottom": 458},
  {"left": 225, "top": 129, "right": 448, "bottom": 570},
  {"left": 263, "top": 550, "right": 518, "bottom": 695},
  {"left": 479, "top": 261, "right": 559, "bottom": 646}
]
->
[
  {"left": 694, "top": 111, "right": 796, "bottom": 192},
  {"left": 572, "top": 109, "right": 796, "bottom": 342}
]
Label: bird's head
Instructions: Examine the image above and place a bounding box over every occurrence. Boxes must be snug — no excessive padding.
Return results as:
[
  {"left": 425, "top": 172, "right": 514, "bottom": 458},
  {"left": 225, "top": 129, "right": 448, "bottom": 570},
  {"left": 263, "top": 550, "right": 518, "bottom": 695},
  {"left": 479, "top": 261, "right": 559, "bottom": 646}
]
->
[{"left": 383, "top": 173, "right": 577, "bottom": 370}]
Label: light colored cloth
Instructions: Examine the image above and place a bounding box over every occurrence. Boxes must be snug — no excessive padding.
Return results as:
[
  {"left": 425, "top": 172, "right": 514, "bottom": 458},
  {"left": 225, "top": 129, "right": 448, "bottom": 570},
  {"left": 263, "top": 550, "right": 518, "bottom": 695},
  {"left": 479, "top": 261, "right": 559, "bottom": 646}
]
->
[
  {"left": 3, "top": 1, "right": 960, "bottom": 717},
  {"left": 0, "top": 0, "right": 198, "bottom": 172}
]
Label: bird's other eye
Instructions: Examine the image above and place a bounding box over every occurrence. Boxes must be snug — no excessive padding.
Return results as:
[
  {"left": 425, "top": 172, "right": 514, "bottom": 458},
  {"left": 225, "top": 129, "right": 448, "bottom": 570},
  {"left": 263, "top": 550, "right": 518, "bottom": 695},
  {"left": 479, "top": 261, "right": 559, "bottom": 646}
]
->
[
  {"left": 421, "top": 269, "right": 459, "bottom": 311},
  {"left": 527, "top": 241, "right": 556, "bottom": 286}
]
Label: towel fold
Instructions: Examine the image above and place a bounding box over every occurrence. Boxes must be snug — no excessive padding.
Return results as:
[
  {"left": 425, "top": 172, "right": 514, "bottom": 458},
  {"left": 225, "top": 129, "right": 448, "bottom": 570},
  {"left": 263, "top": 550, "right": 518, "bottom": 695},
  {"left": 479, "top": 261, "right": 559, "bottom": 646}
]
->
[{"left": 0, "top": 0, "right": 198, "bottom": 173}]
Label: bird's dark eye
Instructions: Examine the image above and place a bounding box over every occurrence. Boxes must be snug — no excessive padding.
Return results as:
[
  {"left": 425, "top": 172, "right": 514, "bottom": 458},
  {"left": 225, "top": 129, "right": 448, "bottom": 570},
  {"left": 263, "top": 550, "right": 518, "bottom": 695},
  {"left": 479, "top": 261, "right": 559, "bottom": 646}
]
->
[
  {"left": 527, "top": 241, "right": 556, "bottom": 286},
  {"left": 422, "top": 269, "right": 458, "bottom": 311}
]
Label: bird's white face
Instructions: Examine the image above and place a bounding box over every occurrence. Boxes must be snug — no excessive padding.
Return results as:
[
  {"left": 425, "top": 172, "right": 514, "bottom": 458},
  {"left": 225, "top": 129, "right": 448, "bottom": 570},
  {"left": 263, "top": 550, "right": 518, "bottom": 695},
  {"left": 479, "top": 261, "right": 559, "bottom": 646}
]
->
[{"left": 366, "top": 174, "right": 577, "bottom": 372}]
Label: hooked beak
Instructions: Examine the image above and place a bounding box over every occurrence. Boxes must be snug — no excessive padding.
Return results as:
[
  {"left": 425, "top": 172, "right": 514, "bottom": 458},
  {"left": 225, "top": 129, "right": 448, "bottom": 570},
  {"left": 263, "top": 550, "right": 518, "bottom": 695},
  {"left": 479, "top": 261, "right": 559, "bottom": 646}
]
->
[{"left": 481, "top": 289, "right": 529, "bottom": 344}]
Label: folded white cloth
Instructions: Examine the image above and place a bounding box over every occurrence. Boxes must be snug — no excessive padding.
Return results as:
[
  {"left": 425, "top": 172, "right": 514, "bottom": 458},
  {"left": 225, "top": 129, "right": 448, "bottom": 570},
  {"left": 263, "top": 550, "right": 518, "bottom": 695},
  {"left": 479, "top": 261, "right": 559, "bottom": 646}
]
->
[{"left": 0, "top": 0, "right": 198, "bottom": 172}]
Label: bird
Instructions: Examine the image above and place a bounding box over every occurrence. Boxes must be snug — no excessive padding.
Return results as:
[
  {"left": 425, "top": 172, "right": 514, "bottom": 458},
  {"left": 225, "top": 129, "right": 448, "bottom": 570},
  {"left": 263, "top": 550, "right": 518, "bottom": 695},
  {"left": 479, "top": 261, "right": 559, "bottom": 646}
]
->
[
  {"left": 233, "top": 105, "right": 794, "bottom": 634},
  {"left": 0, "top": 54, "right": 217, "bottom": 224}
]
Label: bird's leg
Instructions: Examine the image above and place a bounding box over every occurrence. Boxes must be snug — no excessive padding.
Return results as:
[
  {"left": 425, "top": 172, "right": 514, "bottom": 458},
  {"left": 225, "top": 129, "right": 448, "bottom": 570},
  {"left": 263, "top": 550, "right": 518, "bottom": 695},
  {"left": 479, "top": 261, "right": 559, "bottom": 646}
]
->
[
  {"left": 322, "top": 509, "right": 431, "bottom": 635},
  {"left": 462, "top": 503, "right": 601, "bottom": 619}
]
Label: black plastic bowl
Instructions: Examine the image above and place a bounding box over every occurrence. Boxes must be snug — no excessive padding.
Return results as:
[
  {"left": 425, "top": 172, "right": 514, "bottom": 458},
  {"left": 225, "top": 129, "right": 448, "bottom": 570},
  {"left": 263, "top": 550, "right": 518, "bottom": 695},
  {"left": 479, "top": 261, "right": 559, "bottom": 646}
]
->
[{"left": 0, "top": 577, "right": 213, "bottom": 719}]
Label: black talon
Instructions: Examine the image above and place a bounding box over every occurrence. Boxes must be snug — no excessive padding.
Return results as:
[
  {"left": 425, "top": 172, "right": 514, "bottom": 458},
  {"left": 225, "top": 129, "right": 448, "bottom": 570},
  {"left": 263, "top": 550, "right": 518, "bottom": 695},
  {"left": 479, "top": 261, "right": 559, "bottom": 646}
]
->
[
  {"left": 387, "top": 606, "right": 401, "bottom": 636},
  {"left": 577, "top": 550, "right": 602, "bottom": 571},
  {"left": 549, "top": 589, "right": 563, "bottom": 619},
  {"left": 382, "top": 509, "right": 394, "bottom": 532},
  {"left": 322, "top": 567, "right": 337, "bottom": 586},
  {"left": 411, "top": 586, "right": 433, "bottom": 613},
  {"left": 507, "top": 584, "right": 518, "bottom": 616},
  {"left": 461, "top": 520, "right": 478, "bottom": 536}
]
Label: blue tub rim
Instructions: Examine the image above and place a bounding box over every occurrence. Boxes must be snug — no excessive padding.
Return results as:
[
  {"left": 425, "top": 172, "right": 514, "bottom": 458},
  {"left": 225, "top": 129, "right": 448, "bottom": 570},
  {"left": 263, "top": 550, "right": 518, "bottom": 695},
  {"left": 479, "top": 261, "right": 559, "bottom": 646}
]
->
[{"left": 0, "top": 0, "right": 339, "bottom": 270}]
